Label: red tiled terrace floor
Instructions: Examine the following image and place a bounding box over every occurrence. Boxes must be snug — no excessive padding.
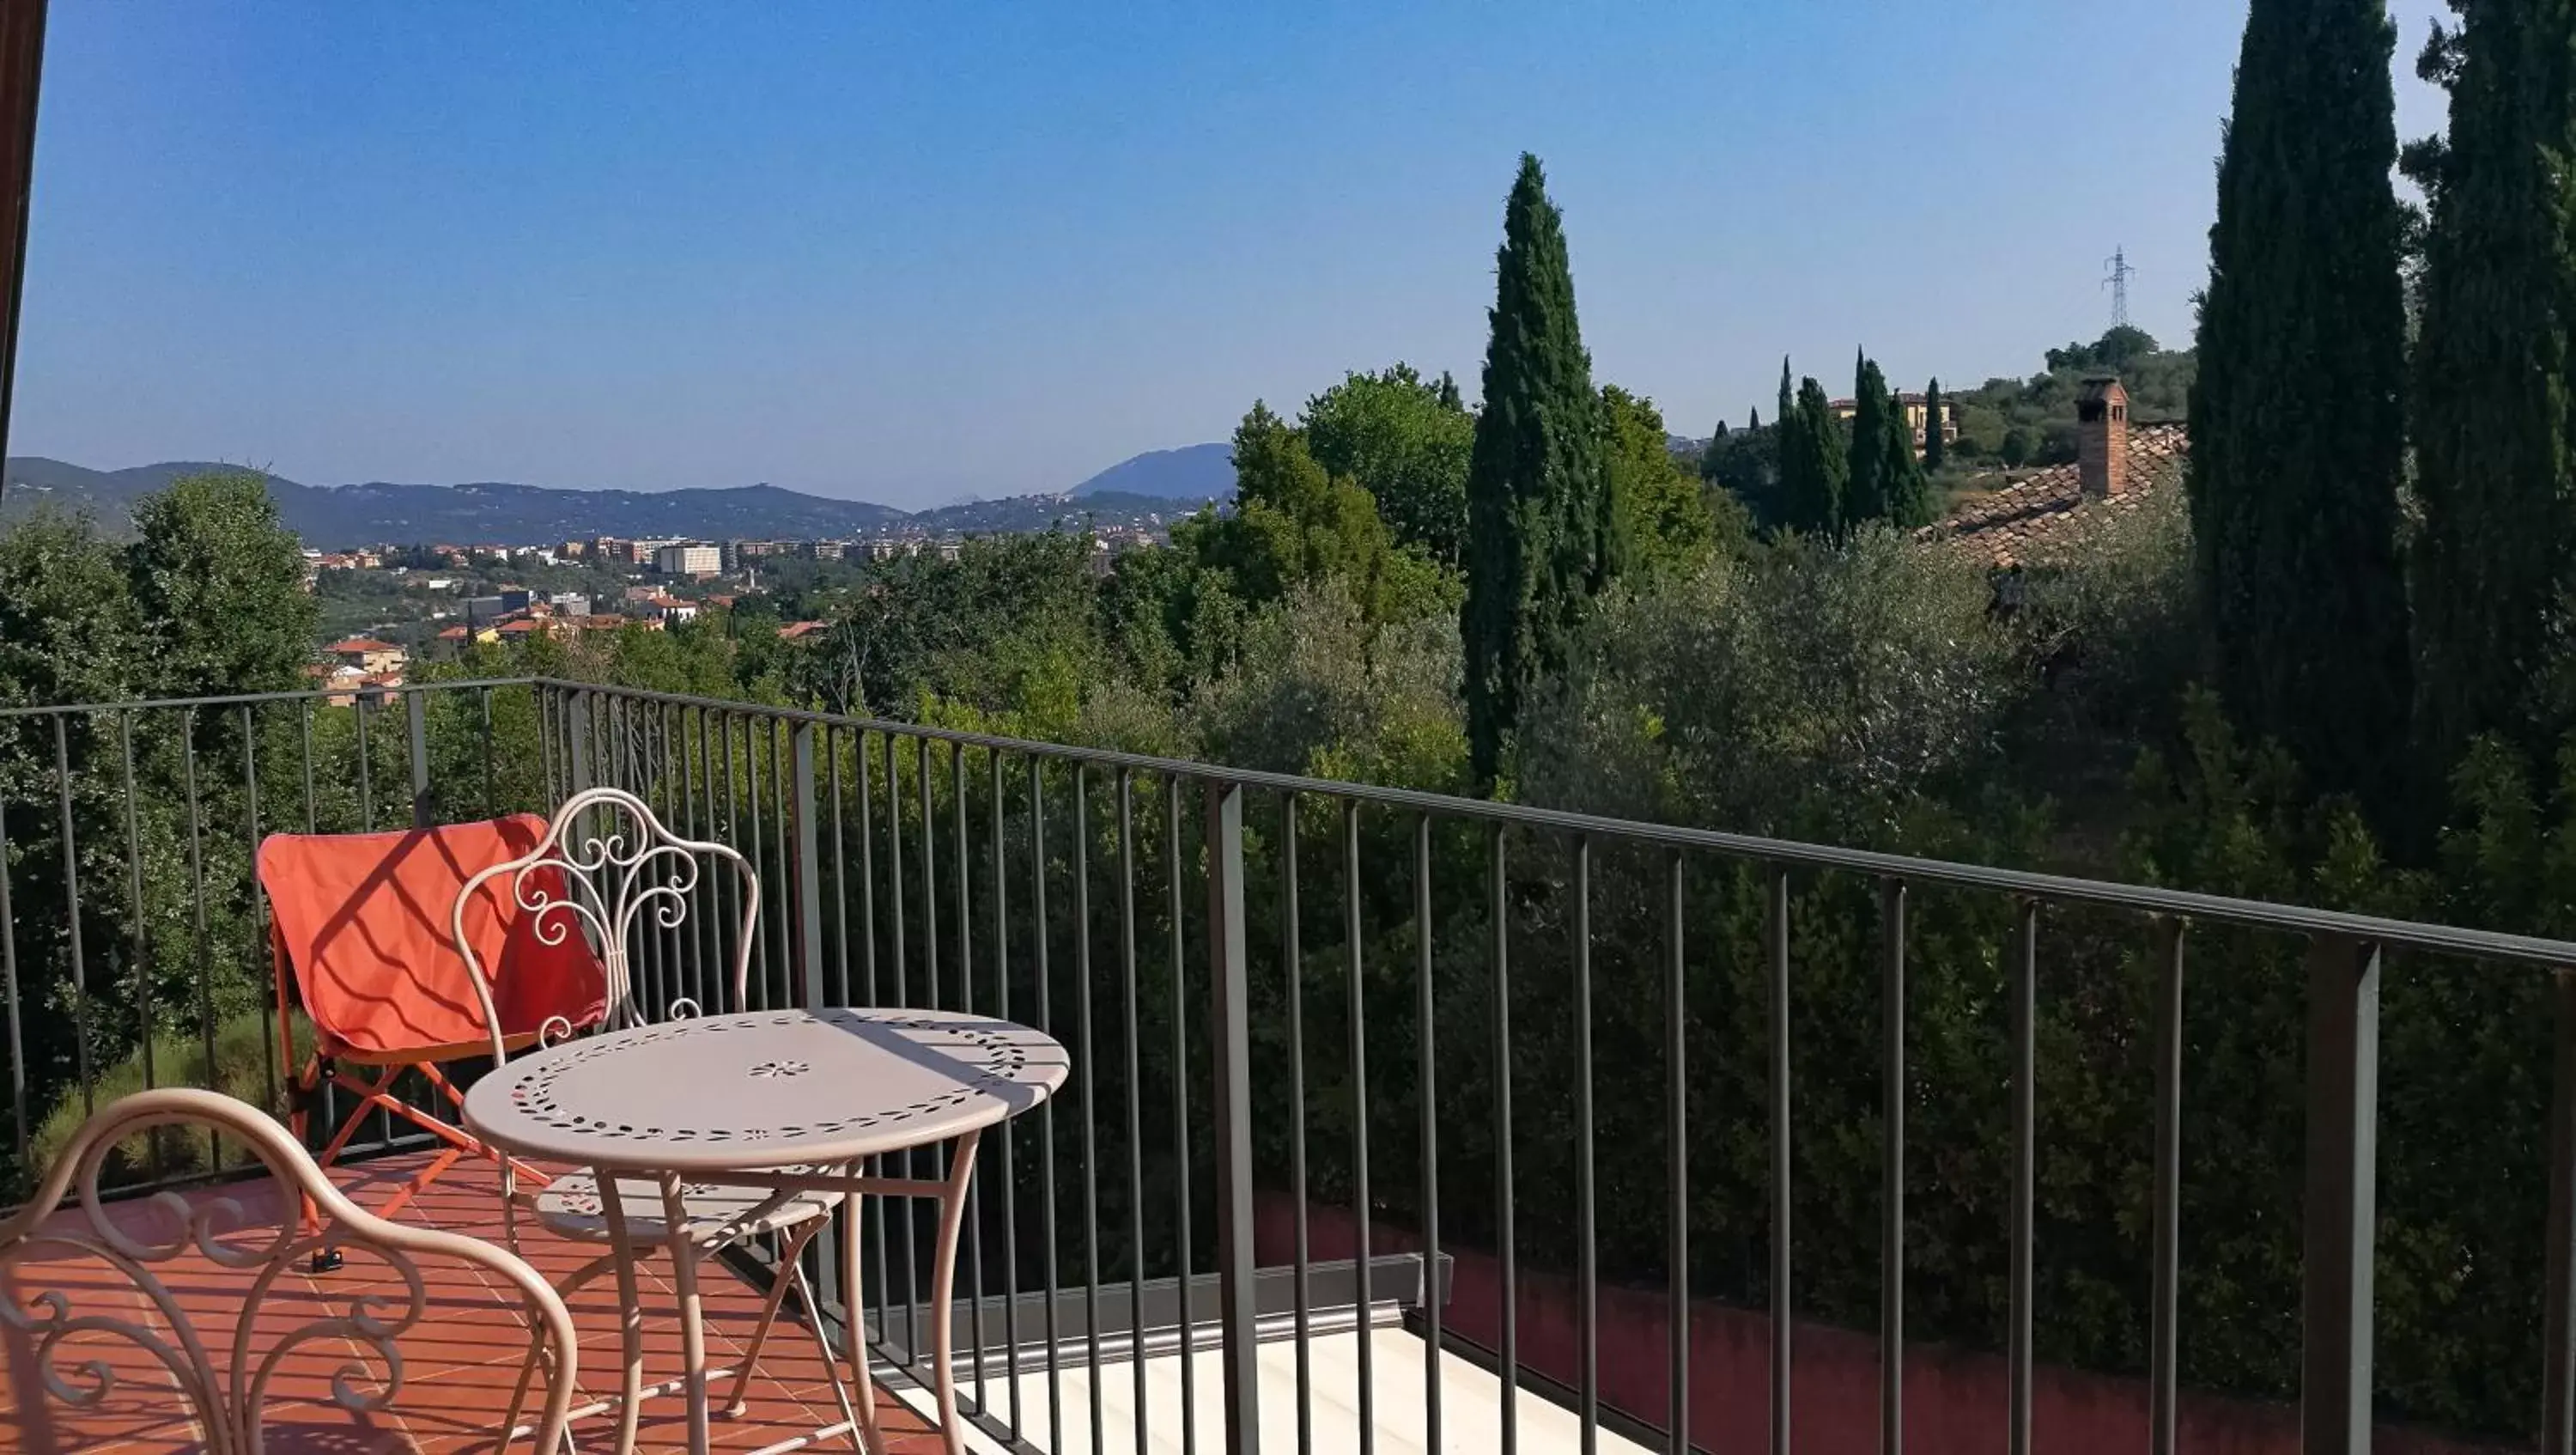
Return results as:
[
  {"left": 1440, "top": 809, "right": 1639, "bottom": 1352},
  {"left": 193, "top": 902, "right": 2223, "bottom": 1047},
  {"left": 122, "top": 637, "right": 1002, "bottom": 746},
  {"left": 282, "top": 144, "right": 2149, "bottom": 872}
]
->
[{"left": 2, "top": 1148, "right": 941, "bottom": 1453}]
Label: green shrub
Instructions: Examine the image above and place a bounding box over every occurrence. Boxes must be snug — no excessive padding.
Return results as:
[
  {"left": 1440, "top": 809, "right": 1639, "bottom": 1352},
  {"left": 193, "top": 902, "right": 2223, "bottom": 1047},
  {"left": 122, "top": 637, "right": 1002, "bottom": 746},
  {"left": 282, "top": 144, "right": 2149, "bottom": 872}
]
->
[{"left": 32, "top": 1010, "right": 313, "bottom": 1185}]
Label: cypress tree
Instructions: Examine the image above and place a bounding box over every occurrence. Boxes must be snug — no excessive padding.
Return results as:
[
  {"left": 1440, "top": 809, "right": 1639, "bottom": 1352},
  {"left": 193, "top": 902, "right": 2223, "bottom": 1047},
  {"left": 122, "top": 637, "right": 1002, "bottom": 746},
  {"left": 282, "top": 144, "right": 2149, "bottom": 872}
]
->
[
  {"left": 1462, "top": 152, "right": 1614, "bottom": 788},
  {"left": 2187, "top": 0, "right": 2413, "bottom": 805},
  {"left": 2411, "top": 0, "right": 2576, "bottom": 773},
  {"left": 1847, "top": 351, "right": 1893, "bottom": 524},
  {"left": 1880, "top": 376, "right": 1933, "bottom": 528},
  {"left": 1776, "top": 356, "right": 1793, "bottom": 441},
  {"left": 1747, "top": 405, "right": 1761, "bottom": 432},
  {"left": 1777, "top": 376, "right": 1845, "bottom": 538},
  {"left": 1923, "top": 378, "right": 1946, "bottom": 472}
]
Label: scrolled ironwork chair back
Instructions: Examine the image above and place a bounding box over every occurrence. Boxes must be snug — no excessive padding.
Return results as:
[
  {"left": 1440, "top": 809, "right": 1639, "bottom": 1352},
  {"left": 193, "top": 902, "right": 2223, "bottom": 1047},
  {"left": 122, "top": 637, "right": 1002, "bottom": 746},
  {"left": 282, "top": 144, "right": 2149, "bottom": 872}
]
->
[
  {"left": 0, "top": 1087, "right": 578, "bottom": 1455},
  {"left": 454, "top": 786, "right": 761, "bottom": 1062}
]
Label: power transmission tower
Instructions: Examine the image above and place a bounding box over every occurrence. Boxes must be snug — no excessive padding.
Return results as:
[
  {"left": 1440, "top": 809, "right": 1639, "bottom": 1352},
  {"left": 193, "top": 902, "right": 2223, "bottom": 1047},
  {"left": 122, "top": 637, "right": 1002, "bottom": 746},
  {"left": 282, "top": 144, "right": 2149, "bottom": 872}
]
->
[{"left": 2102, "top": 246, "right": 2136, "bottom": 329}]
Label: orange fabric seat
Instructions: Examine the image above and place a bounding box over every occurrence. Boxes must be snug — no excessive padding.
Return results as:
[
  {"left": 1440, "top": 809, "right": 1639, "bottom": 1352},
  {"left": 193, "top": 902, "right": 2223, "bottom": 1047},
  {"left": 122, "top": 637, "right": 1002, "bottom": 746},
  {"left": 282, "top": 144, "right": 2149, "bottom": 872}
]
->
[{"left": 259, "top": 814, "right": 608, "bottom": 1232}]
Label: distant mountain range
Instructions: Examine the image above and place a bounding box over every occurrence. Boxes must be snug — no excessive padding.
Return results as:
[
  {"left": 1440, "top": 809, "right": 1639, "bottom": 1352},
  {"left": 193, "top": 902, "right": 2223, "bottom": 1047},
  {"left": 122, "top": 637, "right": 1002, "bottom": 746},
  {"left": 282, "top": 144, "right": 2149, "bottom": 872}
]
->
[
  {"left": 1066, "top": 442, "right": 1232, "bottom": 501},
  {"left": 0, "top": 446, "right": 1233, "bottom": 549}
]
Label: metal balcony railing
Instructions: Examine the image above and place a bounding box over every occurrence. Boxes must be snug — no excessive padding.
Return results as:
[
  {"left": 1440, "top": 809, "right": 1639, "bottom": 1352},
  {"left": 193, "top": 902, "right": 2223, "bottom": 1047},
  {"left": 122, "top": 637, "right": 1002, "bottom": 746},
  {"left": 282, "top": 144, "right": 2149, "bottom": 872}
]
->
[{"left": 3, "top": 674, "right": 2573, "bottom": 1455}]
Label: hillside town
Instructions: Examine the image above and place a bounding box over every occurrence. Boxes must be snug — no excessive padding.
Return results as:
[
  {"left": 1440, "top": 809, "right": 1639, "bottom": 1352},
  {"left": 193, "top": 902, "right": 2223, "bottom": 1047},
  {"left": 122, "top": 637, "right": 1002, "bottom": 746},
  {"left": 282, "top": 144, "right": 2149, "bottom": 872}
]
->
[{"left": 300, "top": 521, "right": 1171, "bottom": 699}]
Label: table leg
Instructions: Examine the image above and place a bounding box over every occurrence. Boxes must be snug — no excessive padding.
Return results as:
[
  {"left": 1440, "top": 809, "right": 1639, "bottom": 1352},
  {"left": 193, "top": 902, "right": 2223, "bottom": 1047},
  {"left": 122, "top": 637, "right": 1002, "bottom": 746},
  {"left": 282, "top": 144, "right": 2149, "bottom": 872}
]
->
[
  {"left": 660, "top": 1172, "right": 714, "bottom": 1455},
  {"left": 598, "top": 1174, "right": 647, "bottom": 1455},
  {"left": 842, "top": 1174, "right": 886, "bottom": 1455},
  {"left": 930, "top": 1129, "right": 982, "bottom": 1455}
]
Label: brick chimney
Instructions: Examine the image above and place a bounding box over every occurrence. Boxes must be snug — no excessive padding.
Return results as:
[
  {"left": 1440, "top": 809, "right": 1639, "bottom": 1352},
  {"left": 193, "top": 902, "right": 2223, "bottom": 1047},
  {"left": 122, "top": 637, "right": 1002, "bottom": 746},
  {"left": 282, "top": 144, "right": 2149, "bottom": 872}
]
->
[{"left": 2076, "top": 376, "right": 2129, "bottom": 498}]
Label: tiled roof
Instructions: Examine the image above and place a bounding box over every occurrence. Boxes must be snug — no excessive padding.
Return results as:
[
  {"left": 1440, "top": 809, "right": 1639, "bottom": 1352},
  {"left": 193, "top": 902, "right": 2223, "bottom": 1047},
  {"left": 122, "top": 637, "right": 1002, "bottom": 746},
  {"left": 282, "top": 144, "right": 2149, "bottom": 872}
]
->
[
  {"left": 1924, "top": 423, "right": 2187, "bottom": 569},
  {"left": 328, "top": 636, "right": 400, "bottom": 654}
]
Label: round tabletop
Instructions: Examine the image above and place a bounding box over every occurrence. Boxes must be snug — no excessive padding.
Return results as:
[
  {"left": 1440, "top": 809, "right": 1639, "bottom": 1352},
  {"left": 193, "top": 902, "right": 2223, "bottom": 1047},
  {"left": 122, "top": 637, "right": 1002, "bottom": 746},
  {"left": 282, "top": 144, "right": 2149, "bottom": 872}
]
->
[{"left": 460, "top": 1007, "right": 1070, "bottom": 1172}]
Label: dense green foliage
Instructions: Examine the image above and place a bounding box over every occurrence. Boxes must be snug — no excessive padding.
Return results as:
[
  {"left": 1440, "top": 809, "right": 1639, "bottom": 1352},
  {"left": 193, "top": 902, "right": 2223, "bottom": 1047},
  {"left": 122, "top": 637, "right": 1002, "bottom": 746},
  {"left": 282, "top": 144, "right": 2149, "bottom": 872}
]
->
[
  {"left": 2409, "top": 0, "right": 2576, "bottom": 779},
  {"left": 1303, "top": 364, "right": 1476, "bottom": 567},
  {"left": 1461, "top": 154, "right": 1622, "bottom": 786},
  {"left": 1947, "top": 329, "right": 2196, "bottom": 468},
  {"left": 2186, "top": 0, "right": 2413, "bottom": 812}
]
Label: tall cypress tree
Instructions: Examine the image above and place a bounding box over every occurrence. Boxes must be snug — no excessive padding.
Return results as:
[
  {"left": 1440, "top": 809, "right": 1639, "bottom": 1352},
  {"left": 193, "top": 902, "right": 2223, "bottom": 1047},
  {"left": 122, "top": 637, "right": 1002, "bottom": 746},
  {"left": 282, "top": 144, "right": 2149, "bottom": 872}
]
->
[
  {"left": 1880, "top": 375, "right": 1933, "bottom": 528},
  {"left": 2187, "top": 0, "right": 2413, "bottom": 805},
  {"left": 1777, "top": 376, "right": 1846, "bottom": 538},
  {"left": 1846, "top": 352, "right": 1893, "bottom": 524},
  {"left": 2412, "top": 0, "right": 2576, "bottom": 773},
  {"left": 1462, "top": 152, "right": 1614, "bottom": 788},
  {"left": 1776, "top": 356, "right": 1793, "bottom": 442},
  {"left": 1923, "top": 378, "right": 1946, "bottom": 472}
]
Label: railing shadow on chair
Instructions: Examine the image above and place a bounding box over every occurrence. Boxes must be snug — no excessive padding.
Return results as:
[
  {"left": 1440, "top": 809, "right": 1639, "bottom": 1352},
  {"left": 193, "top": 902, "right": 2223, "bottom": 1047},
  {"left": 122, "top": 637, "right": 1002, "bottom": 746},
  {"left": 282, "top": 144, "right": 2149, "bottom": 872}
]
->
[{"left": 0, "top": 1086, "right": 579, "bottom": 1455}]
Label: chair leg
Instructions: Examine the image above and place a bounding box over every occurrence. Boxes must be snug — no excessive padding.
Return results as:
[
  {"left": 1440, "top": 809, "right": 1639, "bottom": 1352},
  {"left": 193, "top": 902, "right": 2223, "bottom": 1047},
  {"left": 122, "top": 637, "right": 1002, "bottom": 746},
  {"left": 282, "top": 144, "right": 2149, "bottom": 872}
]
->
[{"left": 726, "top": 1217, "right": 829, "bottom": 1416}]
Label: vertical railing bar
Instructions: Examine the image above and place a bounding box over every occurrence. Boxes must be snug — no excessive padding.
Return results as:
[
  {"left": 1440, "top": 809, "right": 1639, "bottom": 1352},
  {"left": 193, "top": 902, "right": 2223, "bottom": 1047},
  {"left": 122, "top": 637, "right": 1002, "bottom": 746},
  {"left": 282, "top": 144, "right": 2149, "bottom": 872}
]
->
[
  {"left": 858, "top": 728, "right": 878, "bottom": 1004},
  {"left": 886, "top": 727, "right": 916, "bottom": 1357},
  {"left": 994, "top": 746, "right": 1021, "bottom": 1439},
  {"left": 540, "top": 685, "right": 558, "bottom": 809},
  {"left": 1031, "top": 755, "right": 1062, "bottom": 1455},
  {"left": 353, "top": 695, "right": 373, "bottom": 832},
  {"left": 1577, "top": 837, "right": 1599, "bottom": 1455},
  {"left": 1167, "top": 773, "right": 1198, "bottom": 1455},
  {"left": 54, "top": 715, "right": 90, "bottom": 1118},
  {"left": 1492, "top": 821, "right": 1516, "bottom": 1455},
  {"left": 1344, "top": 798, "right": 1376, "bottom": 1455},
  {"left": 791, "top": 721, "right": 825, "bottom": 1011},
  {"left": 920, "top": 734, "right": 939, "bottom": 1011},
  {"left": 859, "top": 727, "right": 890, "bottom": 1357},
  {"left": 1075, "top": 762, "right": 1105, "bottom": 1455},
  {"left": 672, "top": 701, "right": 691, "bottom": 1018},
  {"left": 2300, "top": 933, "right": 2380, "bottom": 1455},
  {"left": 479, "top": 685, "right": 495, "bottom": 817},
  {"left": 118, "top": 712, "right": 154, "bottom": 1152},
  {"left": 1415, "top": 812, "right": 1441, "bottom": 1455},
  {"left": 690, "top": 706, "right": 714, "bottom": 1015},
  {"left": 769, "top": 717, "right": 791, "bottom": 1008},
  {"left": 0, "top": 780, "right": 23, "bottom": 1162},
  {"left": 2008, "top": 897, "right": 2036, "bottom": 1455},
  {"left": 1666, "top": 849, "right": 1688, "bottom": 1454},
  {"left": 241, "top": 704, "right": 272, "bottom": 1116},
  {"left": 740, "top": 713, "right": 765, "bottom": 1008},
  {"left": 405, "top": 685, "right": 430, "bottom": 827},
  {"left": 2151, "top": 916, "right": 2184, "bottom": 1455},
  {"left": 2542, "top": 966, "right": 2576, "bottom": 1455},
  {"left": 1770, "top": 864, "right": 1793, "bottom": 1455},
  {"left": 1205, "top": 776, "right": 1261, "bottom": 1455},
  {"left": 299, "top": 700, "right": 315, "bottom": 835},
  {"left": 917, "top": 732, "right": 941, "bottom": 1376},
  {"left": 1118, "top": 767, "right": 1150, "bottom": 1452},
  {"left": 1284, "top": 790, "right": 1313, "bottom": 1455},
  {"left": 1880, "top": 876, "right": 1905, "bottom": 1455},
  {"left": 955, "top": 740, "right": 987, "bottom": 1411},
  {"left": 182, "top": 712, "right": 216, "bottom": 1163},
  {"left": 829, "top": 728, "right": 850, "bottom": 1006}
]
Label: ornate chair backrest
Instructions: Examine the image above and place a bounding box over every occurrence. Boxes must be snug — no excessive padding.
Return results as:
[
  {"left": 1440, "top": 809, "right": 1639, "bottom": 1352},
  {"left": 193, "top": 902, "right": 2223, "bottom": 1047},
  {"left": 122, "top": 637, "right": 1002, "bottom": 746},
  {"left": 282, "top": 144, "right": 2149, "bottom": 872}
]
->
[
  {"left": 0, "top": 1087, "right": 577, "bottom": 1455},
  {"left": 453, "top": 785, "right": 761, "bottom": 1064}
]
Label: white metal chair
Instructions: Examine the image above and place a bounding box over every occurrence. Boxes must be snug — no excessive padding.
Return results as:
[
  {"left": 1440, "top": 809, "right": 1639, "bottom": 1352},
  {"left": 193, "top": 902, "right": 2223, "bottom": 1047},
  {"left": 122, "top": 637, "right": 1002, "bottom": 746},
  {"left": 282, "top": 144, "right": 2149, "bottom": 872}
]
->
[
  {"left": 453, "top": 785, "right": 872, "bottom": 1452},
  {"left": 0, "top": 1086, "right": 579, "bottom": 1455}
]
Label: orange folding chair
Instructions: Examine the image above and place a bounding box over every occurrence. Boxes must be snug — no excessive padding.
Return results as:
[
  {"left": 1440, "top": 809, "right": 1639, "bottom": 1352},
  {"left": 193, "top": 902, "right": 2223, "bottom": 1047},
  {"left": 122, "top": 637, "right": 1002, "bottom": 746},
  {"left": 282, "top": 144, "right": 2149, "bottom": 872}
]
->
[{"left": 258, "top": 815, "right": 609, "bottom": 1248}]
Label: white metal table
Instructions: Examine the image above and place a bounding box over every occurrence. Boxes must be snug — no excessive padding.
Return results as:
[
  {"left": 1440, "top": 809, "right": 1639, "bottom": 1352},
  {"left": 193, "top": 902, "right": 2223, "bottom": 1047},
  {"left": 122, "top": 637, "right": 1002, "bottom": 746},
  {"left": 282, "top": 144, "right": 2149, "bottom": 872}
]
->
[{"left": 462, "top": 1005, "right": 1069, "bottom": 1455}]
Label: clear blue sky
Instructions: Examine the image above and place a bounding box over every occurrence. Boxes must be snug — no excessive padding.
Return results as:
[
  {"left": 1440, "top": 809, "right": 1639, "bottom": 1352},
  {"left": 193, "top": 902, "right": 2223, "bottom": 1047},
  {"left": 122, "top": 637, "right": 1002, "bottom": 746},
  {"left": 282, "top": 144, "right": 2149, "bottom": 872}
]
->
[{"left": 10, "top": 2, "right": 2449, "bottom": 508}]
